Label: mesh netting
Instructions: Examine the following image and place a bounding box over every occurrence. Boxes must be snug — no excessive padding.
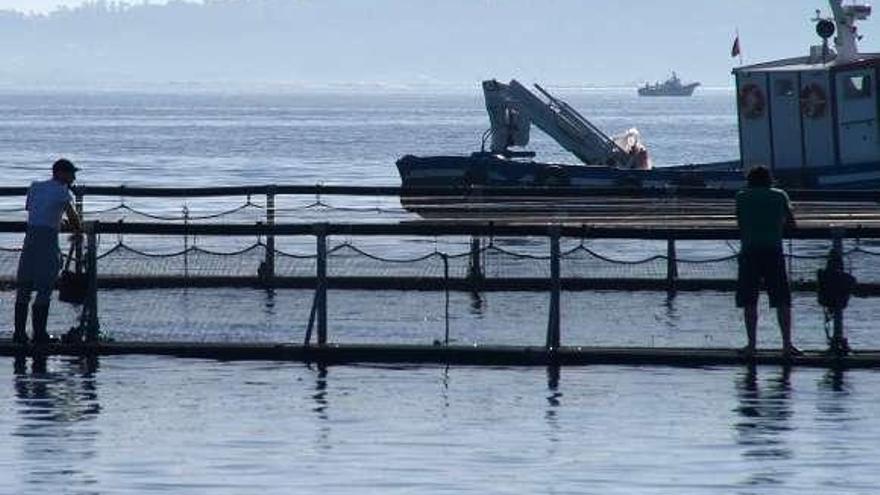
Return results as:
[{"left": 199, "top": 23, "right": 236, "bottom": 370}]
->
[
  {"left": 562, "top": 245, "right": 667, "bottom": 279},
  {"left": 0, "top": 246, "right": 20, "bottom": 282},
  {"left": 76, "top": 195, "right": 413, "bottom": 225},
  {"left": 2, "top": 235, "right": 880, "bottom": 285},
  {"left": 97, "top": 243, "right": 269, "bottom": 278}
]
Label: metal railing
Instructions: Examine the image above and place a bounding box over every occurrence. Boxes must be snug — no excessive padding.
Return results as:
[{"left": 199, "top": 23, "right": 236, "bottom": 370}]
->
[
  {"left": 1, "top": 220, "right": 869, "bottom": 352},
  {"left": 1, "top": 183, "right": 879, "bottom": 200}
]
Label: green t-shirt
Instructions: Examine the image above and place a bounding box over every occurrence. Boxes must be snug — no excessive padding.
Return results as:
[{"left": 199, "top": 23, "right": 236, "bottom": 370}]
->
[{"left": 736, "top": 187, "right": 793, "bottom": 249}]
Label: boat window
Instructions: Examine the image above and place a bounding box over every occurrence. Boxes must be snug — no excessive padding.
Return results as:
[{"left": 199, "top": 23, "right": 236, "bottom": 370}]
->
[
  {"left": 844, "top": 75, "right": 872, "bottom": 99},
  {"left": 774, "top": 79, "right": 795, "bottom": 97}
]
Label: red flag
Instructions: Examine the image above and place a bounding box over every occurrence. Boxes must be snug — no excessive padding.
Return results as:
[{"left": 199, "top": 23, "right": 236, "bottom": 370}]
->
[{"left": 731, "top": 36, "right": 741, "bottom": 58}]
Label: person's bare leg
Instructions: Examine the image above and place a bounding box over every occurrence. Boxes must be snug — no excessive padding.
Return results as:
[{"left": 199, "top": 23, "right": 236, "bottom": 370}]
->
[
  {"left": 743, "top": 304, "right": 757, "bottom": 354},
  {"left": 777, "top": 304, "right": 799, "bottom": 355}
]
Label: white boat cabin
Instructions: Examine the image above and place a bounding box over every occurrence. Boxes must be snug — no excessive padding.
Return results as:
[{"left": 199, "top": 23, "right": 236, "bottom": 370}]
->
[{"left": 735, "top": 1, "right": 879, "bottom": 175}]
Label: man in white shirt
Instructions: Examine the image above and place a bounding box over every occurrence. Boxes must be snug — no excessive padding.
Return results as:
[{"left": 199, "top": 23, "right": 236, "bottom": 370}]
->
[{"left": 14, "top": 159, "right": 82, "bottom": 345}]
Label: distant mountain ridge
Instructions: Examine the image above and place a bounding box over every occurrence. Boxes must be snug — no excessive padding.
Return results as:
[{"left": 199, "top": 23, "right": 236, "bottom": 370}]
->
[{"left": 0, "top": 0, "right": 825, "bottom": 89}]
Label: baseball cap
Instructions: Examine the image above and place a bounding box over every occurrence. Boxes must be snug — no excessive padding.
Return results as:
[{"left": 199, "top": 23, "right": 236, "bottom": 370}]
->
[{"left": 52, "top": 158, "right": 80, "bottom": 177}]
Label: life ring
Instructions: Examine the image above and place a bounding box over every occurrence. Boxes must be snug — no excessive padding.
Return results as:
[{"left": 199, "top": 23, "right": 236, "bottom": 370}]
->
[
  {"left": 738, "top": 83, "right": 766, "bottom": 119},
  {"left": 800, "top": 83, "right": 828, "bottom": 119}
]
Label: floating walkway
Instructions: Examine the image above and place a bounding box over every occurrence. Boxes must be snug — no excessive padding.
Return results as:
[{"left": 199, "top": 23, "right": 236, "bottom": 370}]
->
[
  {"left": 1, "top": 341, "right": 879, "bottom": 369},
  {"left": 1, "top": 184, "right": 877, "bottom": 363}
]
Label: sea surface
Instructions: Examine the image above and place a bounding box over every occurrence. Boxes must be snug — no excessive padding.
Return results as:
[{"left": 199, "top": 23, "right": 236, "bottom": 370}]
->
[{"left": 0, "top": 89, "right": 879, "bottom": 493}]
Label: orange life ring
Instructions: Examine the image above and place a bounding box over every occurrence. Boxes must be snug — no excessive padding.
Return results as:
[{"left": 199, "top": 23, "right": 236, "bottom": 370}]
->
[
  {"left": 800, "top": 83, "right": 828, "bottom": 118},
  {"left": 738, "top": 83, "right": 765, "bottom": 119}
]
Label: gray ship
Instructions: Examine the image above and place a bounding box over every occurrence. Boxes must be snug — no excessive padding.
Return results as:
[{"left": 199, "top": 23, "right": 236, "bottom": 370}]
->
[{"left": 637, "top": 72, "right": 700, "bottom": 96}]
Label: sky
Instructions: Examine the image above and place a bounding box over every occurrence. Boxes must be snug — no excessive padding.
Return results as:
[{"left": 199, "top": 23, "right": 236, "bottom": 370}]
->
[
  {"left": 0, "top": 0, "right": 189, "bottom": 13},
  {"left": 0, "top": 0, "right": 877, "bottom": 89}
]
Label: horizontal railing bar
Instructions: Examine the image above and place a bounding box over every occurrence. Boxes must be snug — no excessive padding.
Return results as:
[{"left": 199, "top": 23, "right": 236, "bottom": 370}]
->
[
  {"left": 4, "top": 342, "right": 880, "bottom": 368},
  {"left": 4, "top": 276, "right": 880, "bottom": 295},
  {"left": 0, "top": 184, "right": 877, "bottom": 203},
  {"left": 0, "top": 221, "right": 878, "bottom": 239}
]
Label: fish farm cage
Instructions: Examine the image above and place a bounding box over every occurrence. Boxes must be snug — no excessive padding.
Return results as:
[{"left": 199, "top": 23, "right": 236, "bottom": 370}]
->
[{"left": 1, "top": 184, "right": 879, "bottom": 362}]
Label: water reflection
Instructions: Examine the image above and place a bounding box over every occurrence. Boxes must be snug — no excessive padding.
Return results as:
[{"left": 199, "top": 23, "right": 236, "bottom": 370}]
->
[
  {"left": 467, "top": 291, "right": 484, "bottom": 316},
  {"left": 545, "top": 366, "right": 562, "bottom": 448},
  {"left": 734, "top": 365, "right": 794, "bottom": 489},
  {"left": 817, "top": 369, "right": 850, "bottom": 419},
  {"left": 13, "top": 355, "right": 101, "bottom": 493},
  {"left": 819, "top": 368, "right": 849, "bottom": 395},
  {"left": 815, "top": 369, "right": 855, "bottom": 460},
  {"left": 310, "top": 364, "right": 331, "bottom": 451},
  {"left": 441, "top": 365, "right": 450, "bottom": 411}
]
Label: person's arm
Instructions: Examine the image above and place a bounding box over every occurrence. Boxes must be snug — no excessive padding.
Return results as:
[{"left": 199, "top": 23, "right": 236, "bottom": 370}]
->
[
  {"left": 783, "top": 194, "right": 796, "bottom": 229},
  {"left": 64, "top": 202, "right": 82, "bottom": 233}
]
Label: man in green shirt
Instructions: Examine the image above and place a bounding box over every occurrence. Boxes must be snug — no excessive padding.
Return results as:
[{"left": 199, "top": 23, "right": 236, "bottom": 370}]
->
[{"left": 735, "top": 166, "right": 800, "bottom": 357}]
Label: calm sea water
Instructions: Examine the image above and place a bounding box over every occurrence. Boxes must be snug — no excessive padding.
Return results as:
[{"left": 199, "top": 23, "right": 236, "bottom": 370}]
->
[
  {"left": 2, "top": 358, "right": 880, "bottom": 494},
  {"left": 1, "top": 89, "right": 879, "bottom": 493}
]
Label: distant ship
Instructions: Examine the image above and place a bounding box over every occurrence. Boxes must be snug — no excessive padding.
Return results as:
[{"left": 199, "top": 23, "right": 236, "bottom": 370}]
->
[{"left": 637, "top": 72, "right": 700, "bottom": 97}]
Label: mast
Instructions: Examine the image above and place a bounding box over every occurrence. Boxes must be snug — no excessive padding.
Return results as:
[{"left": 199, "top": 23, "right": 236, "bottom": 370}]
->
[{"left": 829, "top": 0, "right": 872, "bottom": 62}]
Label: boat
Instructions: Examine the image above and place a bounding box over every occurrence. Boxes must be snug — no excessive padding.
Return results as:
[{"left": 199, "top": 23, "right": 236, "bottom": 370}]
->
[
  {"left": 397, "top": 0, "right": 880, "bottom": 193},
  {"left": 638, "top": 72, "right": 700, "bottom": 97}
]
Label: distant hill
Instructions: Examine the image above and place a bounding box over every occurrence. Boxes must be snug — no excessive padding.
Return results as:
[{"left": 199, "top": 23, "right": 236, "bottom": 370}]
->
[{"left": 0, "top": 0, "right": 826, "bottom": 89}]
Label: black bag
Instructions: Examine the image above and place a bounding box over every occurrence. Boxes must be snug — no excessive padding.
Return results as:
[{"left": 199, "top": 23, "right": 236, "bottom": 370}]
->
[{"left": 58, "top": 243, "right": 88, "bottom": 305}]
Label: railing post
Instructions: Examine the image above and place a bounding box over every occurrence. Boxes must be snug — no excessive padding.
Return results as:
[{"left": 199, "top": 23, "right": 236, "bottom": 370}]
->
[
  {"left": 546, "top": 225, "right": 561, "bottom": 350},
  {"left": 75, "top": 190, "right": 84, "bottom": 274},
  {"left": 264, "top": 187, "right": 276, "bottom": 286},
  {"left": 83, "top": 221, "right": 100, "bottom": 342},
  {"left": 182, "top": 205, "right": 190, "bottom": 280},
  {"left": 315, "top": 223, "right": 328, "bottom": 345},
  {"left": 468, "top": 236, "right": 483, "bottom": 286},
  {"left": 830, "top": 228, "right": 846, "bottom": 352},
  {"left": 666, "top": 237, "right": 678, "bottom": 295}
]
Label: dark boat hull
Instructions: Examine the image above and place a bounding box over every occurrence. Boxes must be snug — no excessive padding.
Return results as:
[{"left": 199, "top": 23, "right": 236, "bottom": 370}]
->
[
  {"left": 396, "top": 153, "right": 880, "bottom": 191},
  {"left": 637, "top": 82, "right": 700, "bottom": 97}
]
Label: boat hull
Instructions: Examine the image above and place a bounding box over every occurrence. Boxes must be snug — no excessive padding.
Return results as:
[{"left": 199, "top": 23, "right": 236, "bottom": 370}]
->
[
  {"left": 396, "top": 153, "right": 880, "bottom": 191},
  {"left": 637, "top": 82, "right": 700, "bottom": 97}
]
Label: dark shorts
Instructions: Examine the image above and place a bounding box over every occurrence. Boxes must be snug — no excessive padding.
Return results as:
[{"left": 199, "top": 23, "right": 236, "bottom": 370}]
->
[
  {"left": 16, "top": 226, "right": 62, "bottom": 305},
  {"left": 736, "top": 247, "right": 791, "bottom": 308}
]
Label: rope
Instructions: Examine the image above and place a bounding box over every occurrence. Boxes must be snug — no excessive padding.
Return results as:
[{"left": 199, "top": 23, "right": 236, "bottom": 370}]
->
[
  {"left": 272, "top": 247, "right": 318, "bottom": 259},
  {"left": 98, "top": 242, "right": 265, "bottom": 259},
  {"left": 83, "top": 204, "right": 129, "bottom": 215},
  {"left": 77, "top": 200, "right": 406, "bottom": 221},
  {"left": 329, "top": 243, "right": 450, "bottom": 264},
  {"left": 485, "top": 244, "right": 551, "bottom": 260},
  {"left": 850, "top": 246, "right": 880, "bottom": 257},
  {"left": 786, "top": 250, "right": 851, "bottom": 260},
  {"left": 677, "top": 254, "right": 738, "bottom": 264},
  {"left": 83, "top": 201, "right": 264, "bottom": 221},
  {"left": 274, "top": 201, "right": 406, "bottom": 215},
  {"left": 566, "top": 245, "right": 665, "bottom": 265}
]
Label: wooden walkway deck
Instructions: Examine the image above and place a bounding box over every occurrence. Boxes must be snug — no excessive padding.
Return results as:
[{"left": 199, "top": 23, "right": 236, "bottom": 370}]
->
[
  {"left": 1, "top": 341, "right": 878, "bottom": 369},
  {"left": 404, "top": 196, "right": 880, "bottom": 228}
]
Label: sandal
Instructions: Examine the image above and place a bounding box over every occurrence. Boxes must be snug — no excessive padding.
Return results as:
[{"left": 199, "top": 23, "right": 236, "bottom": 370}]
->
[{"left": 783, "top": 345, "right": 804, "bottom": 357}]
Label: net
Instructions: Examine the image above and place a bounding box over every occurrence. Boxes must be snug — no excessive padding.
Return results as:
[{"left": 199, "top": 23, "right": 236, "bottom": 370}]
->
[{"left": 1, "top": 236, "right": 879, "bottom": 285}]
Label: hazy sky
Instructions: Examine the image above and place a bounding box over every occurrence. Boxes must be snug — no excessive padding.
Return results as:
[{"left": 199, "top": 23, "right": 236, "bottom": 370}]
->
[
  {"left": 0, "top": 0, "right": 190, "bottom": 12},
  {"left": 0, "top": 0, "right": 878, "bottom": 88}
]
